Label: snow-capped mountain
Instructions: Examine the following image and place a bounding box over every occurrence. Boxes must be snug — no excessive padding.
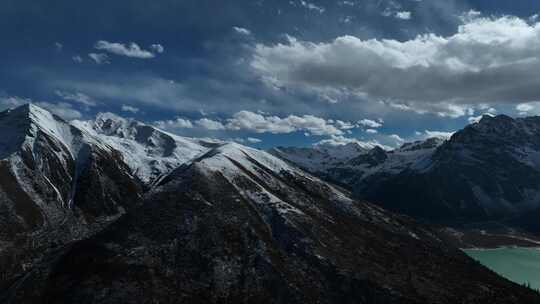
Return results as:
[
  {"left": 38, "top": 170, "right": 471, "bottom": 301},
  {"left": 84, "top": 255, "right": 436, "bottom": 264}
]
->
[
  {"left": 269, "top": 142, "right": 372, "bottom": 172},
  {"left": 4, "top": 142, "right": 537, "bottom": 303},
  {"left": 355, "top": 115, "right": 540, "bottom": 227},
  {"left": 273, "top": 115, "right": 540, "bottom": 231},
  {"left": 270, "top": 137, "right": 445, "bottom": 186},
  {"left": 73, "top": 112, "right": 218, "bottom": 184},
  {"left": 0, "top": 104, "right": 143, "bottom": 287}
]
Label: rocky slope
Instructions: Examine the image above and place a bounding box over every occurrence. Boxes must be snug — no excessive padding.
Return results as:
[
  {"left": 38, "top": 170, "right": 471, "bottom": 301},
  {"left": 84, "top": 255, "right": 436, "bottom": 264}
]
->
[
  {"left": 0, "top": 104, "right": 143, "bottom": 290},
  {"left": 3, "top": 143, "right": 538, "bottom": 303}
]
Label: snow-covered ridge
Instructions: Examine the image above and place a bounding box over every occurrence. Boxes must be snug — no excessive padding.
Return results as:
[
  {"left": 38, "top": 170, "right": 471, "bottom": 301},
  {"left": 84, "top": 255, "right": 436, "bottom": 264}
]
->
[
  {"left": 269, "top": 142, "right": 372, "bottom": 172},
  {"left": 270, "top": 136, "right": 446, "bottom": 180},
  {"left": 0, "top": 104, "right": 108, "bottom": 162},
  {"left": 73, "top": 112, "right": 214, "bottom": 183},
  {"left": 192, "top": 142, "right": 300, "bottom": 178}
]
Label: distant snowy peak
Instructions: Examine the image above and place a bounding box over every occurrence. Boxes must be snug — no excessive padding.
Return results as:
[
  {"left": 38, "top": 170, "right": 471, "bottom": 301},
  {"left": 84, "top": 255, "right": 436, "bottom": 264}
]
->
[
  {"left": 271, "top": 136, "right": 445, "bottom": 195},
  {"left": 76, "top": 112, "right": 213, "bottom": 184},
  {"left": 398, "top": 137, "right": 446, "bottom": 152},
  {"left": 315, "top": 142, "right": 372, "bottom": 158},
  {"left": 269, "top": 142, "right": 372, "bottom": 172}
]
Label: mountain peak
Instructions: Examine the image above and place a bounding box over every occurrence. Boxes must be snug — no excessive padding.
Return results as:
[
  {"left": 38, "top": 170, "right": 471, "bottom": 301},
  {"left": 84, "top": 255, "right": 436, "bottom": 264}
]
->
[
  {"left": 478, "top": 114, "right": 514, "bottom": 124},
  {"left": 0, "top": 103, "right": 77, "bottom": 158},
  {"left": 195, "top": 142, "right": 292, "bottom": 173},
  {"left": 77, "top": 112, "right": 211, "bottom": 184},
  {"left": 93, "top": 112, "right": 139, "bottom": 138},
  {"left": 2, "top": 103, "right": 53, "bottom": 122},
  {"left": 159, "top": 141, "right": 300, "bottom": 190}
]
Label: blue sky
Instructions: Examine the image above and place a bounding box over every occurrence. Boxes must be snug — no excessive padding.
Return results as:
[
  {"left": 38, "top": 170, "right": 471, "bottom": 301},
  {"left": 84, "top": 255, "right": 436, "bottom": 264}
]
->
[{"left": 2, "top": 0, "right": 540, "bottom": 149}]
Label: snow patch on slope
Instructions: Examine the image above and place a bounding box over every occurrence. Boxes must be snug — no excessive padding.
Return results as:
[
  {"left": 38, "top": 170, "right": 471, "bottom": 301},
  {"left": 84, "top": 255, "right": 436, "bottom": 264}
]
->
[{"left": 73, "top": 112, "right": 212, "bottom": 183}]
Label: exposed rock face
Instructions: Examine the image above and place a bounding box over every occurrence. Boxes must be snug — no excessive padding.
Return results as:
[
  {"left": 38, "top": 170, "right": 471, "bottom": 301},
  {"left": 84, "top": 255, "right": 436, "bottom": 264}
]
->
[
  {"left": 0, "top": 105, "right": 143, "bottom": 291},
  {"left": 3, "top": 144, "right": 538, "bottom": 303}
]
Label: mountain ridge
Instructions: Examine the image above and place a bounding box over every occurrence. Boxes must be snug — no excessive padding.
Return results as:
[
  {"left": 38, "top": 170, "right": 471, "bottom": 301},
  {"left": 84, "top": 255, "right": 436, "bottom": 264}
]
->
[
  {"left": 1, "top": 104, "right": 538, "bottom": 303},
  {"left": 4, "top": 138, "right": 539, "bottom": 303},
  {"left": 272, "top": 114, "right": 540, "bottom": 233}
]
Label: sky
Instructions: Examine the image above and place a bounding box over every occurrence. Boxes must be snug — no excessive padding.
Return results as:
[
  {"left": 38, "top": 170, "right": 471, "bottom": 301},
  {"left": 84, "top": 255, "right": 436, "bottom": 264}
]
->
[{"left": 2, "top": 0, "right": 540, "bottom": 149}]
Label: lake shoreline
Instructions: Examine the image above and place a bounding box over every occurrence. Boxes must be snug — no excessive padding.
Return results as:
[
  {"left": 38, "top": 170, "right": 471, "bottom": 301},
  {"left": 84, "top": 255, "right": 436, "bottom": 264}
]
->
[
  {"left": 463, "top": 247, "right": 540, "bottom": 290},
  {"left": 439, "top": 226, "right": 540, "bottom": 249},
  {"left": 462, "top": 246, "right": 540, "bottom": 250}
]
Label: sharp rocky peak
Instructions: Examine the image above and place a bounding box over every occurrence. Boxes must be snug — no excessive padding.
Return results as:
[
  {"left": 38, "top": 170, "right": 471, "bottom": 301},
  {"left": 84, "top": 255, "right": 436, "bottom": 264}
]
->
[{"left": 93, "top": 112, "right": 145, "bottom": 139}]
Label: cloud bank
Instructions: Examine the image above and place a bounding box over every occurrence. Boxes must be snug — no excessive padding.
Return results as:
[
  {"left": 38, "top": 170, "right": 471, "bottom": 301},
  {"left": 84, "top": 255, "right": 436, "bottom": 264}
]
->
[
  {"left": 252, "top": 14, "right": 540, "bottom": 114},
  {"left": 154, "top": 110, "right": 357, "bottom": 136}
]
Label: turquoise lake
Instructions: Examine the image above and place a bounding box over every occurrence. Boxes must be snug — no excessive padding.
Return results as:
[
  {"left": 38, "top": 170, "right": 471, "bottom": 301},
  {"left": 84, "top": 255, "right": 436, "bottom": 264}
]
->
[{"left": 464, "top": 247, "right": 540, "bottom": 290}]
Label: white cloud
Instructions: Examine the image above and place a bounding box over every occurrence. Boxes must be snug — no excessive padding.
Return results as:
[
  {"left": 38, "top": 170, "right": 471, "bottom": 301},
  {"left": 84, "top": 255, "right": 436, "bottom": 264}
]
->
[
  {"left": 121, "top": 105, "right": 140, "bottom": 113},
  {"left": 229, "top": 137, "right": 262, "bottom": 144},
  {"left": 252, "top": 15, "right": 540, "bottom": 113},
  {"left": 515, "top": 102, "right": 540, "bottom": 115},
  {"left": 340, "top": 1, "right": 355, "bottom": 6},
  {"left": 55, "top": 90, "right": 96, "bottom": 107},
  {"left": 247, "top": 137, "right": 262, "bottom": 143},
  {"left": 195, "top": 118, "right": 226, "bottom": 130},
  {"left": 233, "top": 26, "right": 251, "bottom": 35},
  {"left": 516, "top": 103, "right": 534, "bottom": 114},
  {"left": 389, "top": 134, "right": 405, "bottom": 142},
  {"left": 384, "top": 100, "right": 474, "bottom": 118},
  {"left": 88, "top": 53, "right": 109, "bottom": 64},
  {"left": 423, "top": 130, "right": 454, "bottom": 139},
  {"left": 468, "top": 112, "right": 495, "bottom": 123},
  {"left": 358, "top": 118, "right": 383, "bottom": 128},
  {"left": 365, "top": 129, "right": 378, "bottom": 134},
  {"left": 152, "top": 110, "right": 353, "bottom": 136},
  {"left": 225, "top": 110, "right": 343, "bottom": 136},
  {"left": 94, "top": 41, "right": 162, "bottom": 59},
  {"left": 395, "top": 11, "right": 412, "bottom": 20},
  {"left": 154, "top": 117, "right": 194, "bottom": 130},
  {"left": 315, "top": 135, "right": 392, "bottom": 150},
  {"left": 149, "top": 44, "right": 165, "bottom": 53},
  {"left": 35, "top": 102, "right": 82, "bottom": 120},
  {"left": 335, "top": 120, "right": 356, "bottom": 130}
]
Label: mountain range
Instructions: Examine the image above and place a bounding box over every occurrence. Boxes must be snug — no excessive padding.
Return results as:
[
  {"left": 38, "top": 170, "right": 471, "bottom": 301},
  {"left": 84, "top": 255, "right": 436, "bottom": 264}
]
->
[
  {"left": 0, "top": 104, "right": 538, "bottom": 303},
  {"left": 272, "top": 115, "right": 540, "bottom": 235}
]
